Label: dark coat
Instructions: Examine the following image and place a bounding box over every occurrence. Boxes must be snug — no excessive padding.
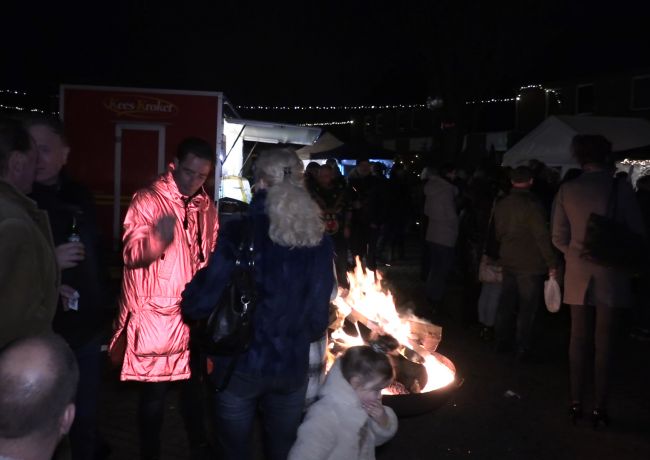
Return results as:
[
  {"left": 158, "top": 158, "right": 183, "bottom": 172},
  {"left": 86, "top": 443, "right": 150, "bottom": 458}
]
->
[
  {"left": 31, "top": 175, "right": 111, "bottom": 347},
  {"left": 552, "top": 171, "right": 645, "bottom": 307},
  {"left": 0, "top": 180, "right": 59, "bottom": 348},
  {"left": 494, "top": 188, "right": 557, "bottom": 274},
  {"left": 181, "top": 191, "right": 334, "bottom": 386}
]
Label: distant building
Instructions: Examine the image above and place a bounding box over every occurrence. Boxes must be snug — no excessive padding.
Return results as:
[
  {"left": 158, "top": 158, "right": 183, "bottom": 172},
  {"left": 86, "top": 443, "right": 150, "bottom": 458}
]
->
[{"left": 461, "top": 67, "right": 650, "bottom": 167}]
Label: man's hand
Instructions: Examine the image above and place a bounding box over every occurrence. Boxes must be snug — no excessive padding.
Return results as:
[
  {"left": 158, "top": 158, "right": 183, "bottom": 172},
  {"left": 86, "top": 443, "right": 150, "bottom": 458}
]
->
[
  {"left": 548, "top": 267, "right": 558, "bottom": 279},
  {"left": 59, "top": 284, "right": 78, "bottom": 311},
  {"left": 154, "top": 215, "right": 175, "bottom": 246},
  {"left": 56, "top": 242, "right": 85, "bottom": 269}
]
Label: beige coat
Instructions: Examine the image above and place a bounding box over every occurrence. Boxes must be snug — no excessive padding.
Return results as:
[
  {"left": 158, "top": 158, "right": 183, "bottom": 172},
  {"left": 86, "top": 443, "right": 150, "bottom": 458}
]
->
[
  {"left": 423, "top": 175, "right": 459, "bottom": 247},
  {"left": 552, "top": 170, "right": 644, "bottom": 307},
  {"left": 0, "top": 180, "right": 59, "bottom": 348}
]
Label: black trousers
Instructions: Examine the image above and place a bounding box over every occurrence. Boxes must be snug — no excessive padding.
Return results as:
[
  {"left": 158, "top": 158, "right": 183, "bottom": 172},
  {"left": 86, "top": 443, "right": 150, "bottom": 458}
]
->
[
  {"left": 569, "top": 304, "right": 621, "bottom": 409},
  {"left": 138, "top": 354, "right": 208, "bottom": 460}
]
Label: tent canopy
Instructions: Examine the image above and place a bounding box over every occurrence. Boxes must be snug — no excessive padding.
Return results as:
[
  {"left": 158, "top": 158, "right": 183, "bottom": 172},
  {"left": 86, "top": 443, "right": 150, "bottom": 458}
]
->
[
  {"left": 502, "top": 116, "right": 650, "bottom": 171},
  {"left": 310, "top": 141, "right": 395, "bottom": 160},
  {"left": 296, "top": 131, "right": 395, "bottom": 160},
  {"left": 295, "top": 132, "right": 344, "bottom": 160},
  {"left": 224, "top": 118, "right": 322, "bottom": 145}
]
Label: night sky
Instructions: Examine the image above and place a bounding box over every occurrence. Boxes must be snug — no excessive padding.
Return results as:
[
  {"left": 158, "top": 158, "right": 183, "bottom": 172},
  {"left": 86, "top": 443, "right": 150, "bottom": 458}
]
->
[{"left": 3, "top": 0, "right": 650, "bottom": 106}]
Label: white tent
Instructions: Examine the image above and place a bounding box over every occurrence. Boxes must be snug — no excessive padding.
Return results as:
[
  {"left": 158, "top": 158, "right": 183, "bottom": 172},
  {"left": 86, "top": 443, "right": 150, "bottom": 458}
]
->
[
  {"left": 295, "top": 132, "right": 344, "bottom": 160},
  {"left": 502, "top": 116, "right": 650, "bottom": 174}
]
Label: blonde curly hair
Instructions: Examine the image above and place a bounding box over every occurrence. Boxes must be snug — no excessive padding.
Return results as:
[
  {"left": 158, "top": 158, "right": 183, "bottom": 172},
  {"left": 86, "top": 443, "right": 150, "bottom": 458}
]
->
[{"left": 253, "top": 148, "right": 324, "bottom": 247}]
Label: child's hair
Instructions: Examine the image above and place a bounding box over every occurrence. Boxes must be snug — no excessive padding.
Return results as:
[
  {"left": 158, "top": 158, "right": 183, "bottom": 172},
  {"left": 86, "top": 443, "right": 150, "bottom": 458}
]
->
[{"left": 340, "top": 345, "right": 395, "bottom": 386}]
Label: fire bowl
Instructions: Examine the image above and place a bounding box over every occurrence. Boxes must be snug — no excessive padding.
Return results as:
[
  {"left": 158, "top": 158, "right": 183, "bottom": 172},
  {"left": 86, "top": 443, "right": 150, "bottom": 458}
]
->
[{"left": 382, "top": 352, "right": 462, "bottom": 418}]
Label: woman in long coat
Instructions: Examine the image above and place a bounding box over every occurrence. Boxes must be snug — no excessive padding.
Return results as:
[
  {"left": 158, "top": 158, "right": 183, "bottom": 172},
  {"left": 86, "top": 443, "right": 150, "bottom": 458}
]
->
[
  {"left": 181, "top": 148, "right": 334, "bottom": 460},
  {"left": 552, "top": 135, "right": 645, "bottom": 426}
]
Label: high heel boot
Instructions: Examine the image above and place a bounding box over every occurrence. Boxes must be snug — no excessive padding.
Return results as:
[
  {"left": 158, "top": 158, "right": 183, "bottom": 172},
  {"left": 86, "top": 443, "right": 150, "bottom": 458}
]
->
[
  {"left": 569, "top": 402, "right": 583, "bottom": 425},
  {"left": 591, "top": 408, "right": 610, "bottom": 429}
]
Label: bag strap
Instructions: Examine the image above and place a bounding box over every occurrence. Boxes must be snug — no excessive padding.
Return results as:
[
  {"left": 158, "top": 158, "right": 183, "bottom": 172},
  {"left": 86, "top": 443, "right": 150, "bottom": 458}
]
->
[
  {"left": 213, "top": 355, "right": 239, "bottom": 392},
  {"left": 482, "top": 196, "right": 498, "bottom": 255},
  {"left": 605, "top": 176, "right": 620, "bottom": 220},
  {"left": 237, "top": 218, "right": 257, "bottom": 314},
  {"left": 212, "top": 218, "right": 257, "bottom": 392}
]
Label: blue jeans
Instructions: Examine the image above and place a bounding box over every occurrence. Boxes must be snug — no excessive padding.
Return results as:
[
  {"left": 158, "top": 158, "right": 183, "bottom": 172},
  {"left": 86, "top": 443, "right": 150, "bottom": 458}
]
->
[
  {"left": 495, "top": 271, "right": 545, "bottom": 354},
  {"left": 70, "top": 336, "right": 103, "bottom": 460},
  {"left": 213, "top": 371, "right": 307, "bottom": 460}
]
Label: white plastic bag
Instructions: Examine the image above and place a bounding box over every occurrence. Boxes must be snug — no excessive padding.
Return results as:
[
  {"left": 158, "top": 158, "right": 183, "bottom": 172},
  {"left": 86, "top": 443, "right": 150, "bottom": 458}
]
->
[{"left": 544, "top": 277, "right": 562, "bottom": 313}]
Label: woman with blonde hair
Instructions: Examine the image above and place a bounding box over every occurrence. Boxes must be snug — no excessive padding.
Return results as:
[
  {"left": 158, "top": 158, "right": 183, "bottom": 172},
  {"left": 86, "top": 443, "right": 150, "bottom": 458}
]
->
[{"left": 182, "top": 147, "right": 334, "bottom": 460}]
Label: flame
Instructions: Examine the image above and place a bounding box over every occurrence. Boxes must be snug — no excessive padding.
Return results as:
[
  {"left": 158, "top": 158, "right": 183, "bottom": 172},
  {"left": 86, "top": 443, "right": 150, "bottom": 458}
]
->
[
  {"left": 330, "top": 257, "right": 454, "bottom": 393},
  {"left": 420, "top": 354, "right": 455, "bottom": 392}
]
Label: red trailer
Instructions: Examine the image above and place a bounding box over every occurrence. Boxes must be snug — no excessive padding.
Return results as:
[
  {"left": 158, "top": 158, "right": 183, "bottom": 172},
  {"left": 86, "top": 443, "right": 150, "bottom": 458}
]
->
[{"left": 60, "top": 85, "right": 225, "bottom": 247}]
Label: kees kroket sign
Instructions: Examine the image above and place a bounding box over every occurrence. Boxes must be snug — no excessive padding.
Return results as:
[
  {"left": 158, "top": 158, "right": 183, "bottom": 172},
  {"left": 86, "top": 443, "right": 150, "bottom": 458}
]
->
[{"left": 103, "top": 95, "right": 179, "bottom": 119}]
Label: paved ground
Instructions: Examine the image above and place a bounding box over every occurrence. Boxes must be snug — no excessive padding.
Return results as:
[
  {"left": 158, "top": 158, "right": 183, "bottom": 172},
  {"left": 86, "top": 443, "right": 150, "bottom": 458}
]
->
[{"left": 97, "top": 248, "right": 650, "bottom": 460}]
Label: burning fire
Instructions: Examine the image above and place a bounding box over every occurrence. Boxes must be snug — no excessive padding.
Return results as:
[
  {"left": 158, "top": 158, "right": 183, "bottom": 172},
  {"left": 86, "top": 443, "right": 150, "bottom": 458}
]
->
[{"left": 330, "top": 258, "right": 455, "bottom": 393}]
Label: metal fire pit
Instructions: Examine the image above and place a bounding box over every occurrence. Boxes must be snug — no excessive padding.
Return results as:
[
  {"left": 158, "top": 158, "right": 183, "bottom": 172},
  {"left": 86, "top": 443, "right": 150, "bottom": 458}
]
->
[
  {"left": 382, "top": 352, "right": 462, "bottom": 418},
  {"left": 328, "top": 296, "right": 461, "bottom": 418}
]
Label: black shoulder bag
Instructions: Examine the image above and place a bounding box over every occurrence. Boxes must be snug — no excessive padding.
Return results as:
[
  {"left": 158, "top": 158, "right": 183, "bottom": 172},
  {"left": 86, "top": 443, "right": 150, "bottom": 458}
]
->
[
  {"left": 200, "top": 221, "right": 257, "bottom": 356},
  {"left": 197, "top": 220, "right": 257, "bottom": 390},
  {"left": 581, "top": 177, "right": 646, "bottom": 272}
]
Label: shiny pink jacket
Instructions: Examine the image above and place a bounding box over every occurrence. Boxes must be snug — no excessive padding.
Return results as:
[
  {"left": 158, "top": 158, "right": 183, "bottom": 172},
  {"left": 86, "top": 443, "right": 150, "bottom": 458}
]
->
[{"left": 109, "top": 166, "right": 218, "bottom": 382}]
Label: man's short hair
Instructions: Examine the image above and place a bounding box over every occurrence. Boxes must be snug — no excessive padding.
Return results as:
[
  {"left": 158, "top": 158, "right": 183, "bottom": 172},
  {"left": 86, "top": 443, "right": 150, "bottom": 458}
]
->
[
  {"left": 510, "top": 166, "right": 533, "bottom": 183},
  {"left": 176, "top": 137, "right": 214, "bottom": 164},
  {"left": 20, "top": 114, "right": 68, "bottom": 145},
  {"left": 571, "top": 134, "right": 612, "bottom": 167},
  {"left": 0, "top": 334, "right": 79, "bottom": 439},
  {"left": 0, "top": 118, "right": 32, "bottom": 176}
]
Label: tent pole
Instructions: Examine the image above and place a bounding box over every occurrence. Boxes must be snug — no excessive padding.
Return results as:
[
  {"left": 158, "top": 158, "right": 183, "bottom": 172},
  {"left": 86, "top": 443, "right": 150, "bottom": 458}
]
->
[{"left": 240, "top": 142, "right": 259, "bottom": 176}]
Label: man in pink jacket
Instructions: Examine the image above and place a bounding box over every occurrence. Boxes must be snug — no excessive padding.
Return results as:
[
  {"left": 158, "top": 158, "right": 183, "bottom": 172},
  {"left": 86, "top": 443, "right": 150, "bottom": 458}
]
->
[{"left": 109, "top": 137, "right": 218, "bottom": 460}]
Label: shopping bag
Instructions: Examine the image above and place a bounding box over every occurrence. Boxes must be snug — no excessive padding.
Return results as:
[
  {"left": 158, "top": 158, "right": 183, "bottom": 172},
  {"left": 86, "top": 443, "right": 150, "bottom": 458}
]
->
[
  {"left": 478, "top": 255, "right": 502, "bottom": 283},
  {"left": 544, "top": 277, "right": 561, "bottom": 313}
]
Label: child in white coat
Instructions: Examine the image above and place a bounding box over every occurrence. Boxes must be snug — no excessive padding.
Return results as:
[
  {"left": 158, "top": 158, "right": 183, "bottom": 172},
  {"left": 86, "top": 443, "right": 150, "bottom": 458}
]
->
[{"left": 288, "top": 345, "right": 398, "bottom": 460}]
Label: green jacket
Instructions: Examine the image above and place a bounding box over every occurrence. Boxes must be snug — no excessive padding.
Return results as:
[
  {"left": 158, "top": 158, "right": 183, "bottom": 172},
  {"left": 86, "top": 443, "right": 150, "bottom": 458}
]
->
[
  {"left": 0, "top": 180, "right": 59, "bottom": 348},
  {"left": 494, "top": 188, "right": 557, "bottom": 274}
]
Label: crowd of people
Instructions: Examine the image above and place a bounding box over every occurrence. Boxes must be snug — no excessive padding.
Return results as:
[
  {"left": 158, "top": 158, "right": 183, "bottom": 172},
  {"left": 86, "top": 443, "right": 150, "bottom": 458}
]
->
[
  {"left": 1, "top": 111, "right": 648, "bottom": 460},
  {"left": 303, "top": 157, "right": 414, "bottom": 284},
  {"left": 0, "top": 117, "right": 398, "bottom": 460},
  {"left": 425, "top": 135, "right": 648, "bottom": 430}
]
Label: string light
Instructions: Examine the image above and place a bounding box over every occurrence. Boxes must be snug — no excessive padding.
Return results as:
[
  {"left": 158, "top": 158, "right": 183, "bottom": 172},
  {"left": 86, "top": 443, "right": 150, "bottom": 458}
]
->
[
  {"left": 0, "top": 89, "right": 58, "bottom": 114},
  {"left": 0, "top": 103, "right": 57, "bottom": 114},
  {"left": 236, "top": 103, "right": 426, "bottom": 110},
  {"left": 0, "top": 89, "right": 27, "bottom": 95},
  {"left": 621, "top": 159, "right": 650, "bottom": 166},
  {"left": 465, "top": 97, "right": 517, "bottom": 105},
  {"left": 519, "top": 84, "right": 543, "bottom": 90},
  {"left": 299, "top": 120, "right": 354, "bottom": 127},
  {"left": 465, "top": 84, "right": 563, "bottom": 106}
]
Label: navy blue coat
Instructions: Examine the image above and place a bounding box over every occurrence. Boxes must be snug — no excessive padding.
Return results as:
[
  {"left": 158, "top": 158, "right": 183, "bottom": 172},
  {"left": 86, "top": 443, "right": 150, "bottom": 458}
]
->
[{"left": 181, "top": 191, "right": 334, "bottom": 385}]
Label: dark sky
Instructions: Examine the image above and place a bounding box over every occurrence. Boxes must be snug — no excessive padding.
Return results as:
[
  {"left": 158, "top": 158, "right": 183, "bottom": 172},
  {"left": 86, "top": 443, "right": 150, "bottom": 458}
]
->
[{"left": 3, "top": 0, "right": 650, "bottom": 106}]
